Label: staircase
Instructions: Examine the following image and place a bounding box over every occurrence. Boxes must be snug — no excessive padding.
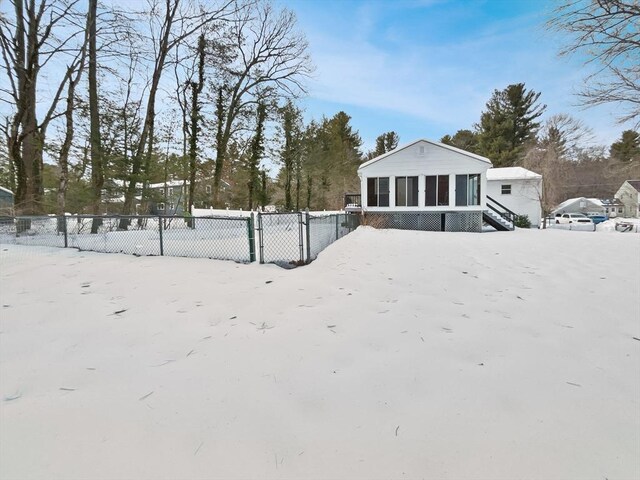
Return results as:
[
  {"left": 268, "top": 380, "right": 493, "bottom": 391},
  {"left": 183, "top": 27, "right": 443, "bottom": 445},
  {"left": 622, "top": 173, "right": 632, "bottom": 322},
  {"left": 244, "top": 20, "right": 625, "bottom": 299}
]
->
[{"left": 484, "top": 195, "right": 515, "bottom": 231}]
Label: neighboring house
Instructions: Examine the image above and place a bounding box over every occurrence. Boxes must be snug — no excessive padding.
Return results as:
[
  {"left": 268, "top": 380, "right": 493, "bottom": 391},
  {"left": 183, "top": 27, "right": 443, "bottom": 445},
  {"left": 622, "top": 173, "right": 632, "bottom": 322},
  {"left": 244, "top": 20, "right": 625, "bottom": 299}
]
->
[
  {"left": 614, "top": 180, "right": 640, "bottom": 217},
  {"left": 551, "top": 197, "right": 605, "bottom": 216},
  {"left": 0, "top": 186, "right": 14, "bottom": 215},
  {"left": 353, "top": 139, "right": 514, "bottom": 232},
  {"left": 595, "top": 198, "right": 624, "bottom": 218},
  {"left": 486, "top": 167, "right": 542, "bottom": 227},
  {"left": 148, "top": 180, "right": 188, "bottom": 215},
  {"left": 148, "top": 178, "right": 231, "bottom": 214}
]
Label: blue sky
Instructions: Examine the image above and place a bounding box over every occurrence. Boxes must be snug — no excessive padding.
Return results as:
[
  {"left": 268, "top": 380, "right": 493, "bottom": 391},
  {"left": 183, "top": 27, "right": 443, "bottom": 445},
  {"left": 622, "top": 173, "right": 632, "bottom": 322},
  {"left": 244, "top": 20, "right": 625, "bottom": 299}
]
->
[{"left": 277, "top": 0, "right": 632, "bottom": 152}]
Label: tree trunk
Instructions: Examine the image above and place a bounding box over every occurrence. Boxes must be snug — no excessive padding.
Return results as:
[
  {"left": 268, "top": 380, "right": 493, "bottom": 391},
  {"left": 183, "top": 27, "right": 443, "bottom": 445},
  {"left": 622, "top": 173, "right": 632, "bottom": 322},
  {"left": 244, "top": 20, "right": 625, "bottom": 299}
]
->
[{"left": 88, "top": 0, "right": 103, "bottom": 232}]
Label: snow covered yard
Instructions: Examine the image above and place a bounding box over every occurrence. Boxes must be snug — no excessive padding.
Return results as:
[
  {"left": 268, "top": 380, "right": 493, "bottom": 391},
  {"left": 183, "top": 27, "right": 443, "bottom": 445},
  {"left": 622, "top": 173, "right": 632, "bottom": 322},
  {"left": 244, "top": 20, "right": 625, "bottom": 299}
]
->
[{"left": 0, "top": 227, "right": 638, "bottom": 480}]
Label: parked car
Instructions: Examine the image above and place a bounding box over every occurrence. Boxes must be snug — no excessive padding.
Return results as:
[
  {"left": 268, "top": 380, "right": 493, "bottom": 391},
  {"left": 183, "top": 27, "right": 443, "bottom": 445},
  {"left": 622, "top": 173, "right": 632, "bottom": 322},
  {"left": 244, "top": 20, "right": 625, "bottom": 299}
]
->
[
  {"left": 556, "top": 213, "right": 593, "bottom": 224},
  {"left": 585, "top": 213, "right": 608, "bottom": 224}
]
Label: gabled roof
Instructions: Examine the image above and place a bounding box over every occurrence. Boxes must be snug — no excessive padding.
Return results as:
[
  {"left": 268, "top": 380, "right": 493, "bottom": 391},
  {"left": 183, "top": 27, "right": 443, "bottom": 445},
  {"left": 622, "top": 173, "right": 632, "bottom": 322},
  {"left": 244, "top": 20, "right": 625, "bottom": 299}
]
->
[
  {"left": 553, "top": 197, "right": 602, "bottom": 211},
  {"left": 486, "top": 167, "right": 541, "bottom": 181},
  {"left": 358, "top": 138, "right": 492, "bottom": 171},
  {"left": 625, "top": 180, "right": 640, "bottom": 192}
]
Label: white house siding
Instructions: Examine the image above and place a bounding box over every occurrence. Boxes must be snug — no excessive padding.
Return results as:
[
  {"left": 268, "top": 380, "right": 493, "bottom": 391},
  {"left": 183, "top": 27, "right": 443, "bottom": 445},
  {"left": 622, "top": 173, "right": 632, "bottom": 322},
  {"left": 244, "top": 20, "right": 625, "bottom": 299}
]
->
[
  {"left": 486, "top": 178, "right": 542, "bottom": 227},
  {"left": 615, "top": 181, "right": 640, "bottom": 218},
  {"left": 358, "top": 140, "right": 490, "bottom": 213}
]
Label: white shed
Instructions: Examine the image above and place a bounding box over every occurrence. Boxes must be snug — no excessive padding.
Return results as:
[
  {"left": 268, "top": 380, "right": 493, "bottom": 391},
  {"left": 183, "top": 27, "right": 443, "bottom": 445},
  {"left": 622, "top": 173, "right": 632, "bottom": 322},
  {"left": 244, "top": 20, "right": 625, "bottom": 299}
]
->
[
  {"left": 486, "top": 167, "right": 542, "bottom": 227},
  {"left": 356, "top": 139, "right": 508, "bottom": 232}
]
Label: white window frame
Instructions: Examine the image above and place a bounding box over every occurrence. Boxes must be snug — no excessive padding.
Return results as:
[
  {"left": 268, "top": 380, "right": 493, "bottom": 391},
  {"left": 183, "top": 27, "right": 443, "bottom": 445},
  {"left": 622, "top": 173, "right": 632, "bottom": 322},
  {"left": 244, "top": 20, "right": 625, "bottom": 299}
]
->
[{"left": 501, "top": 184, "right": 512, "bottom": 195}]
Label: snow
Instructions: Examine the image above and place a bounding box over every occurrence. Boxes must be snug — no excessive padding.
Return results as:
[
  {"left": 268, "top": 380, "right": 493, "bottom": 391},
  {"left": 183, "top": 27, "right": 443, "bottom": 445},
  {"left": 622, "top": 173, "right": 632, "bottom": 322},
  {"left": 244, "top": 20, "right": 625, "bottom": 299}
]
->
[
  {"left": 597, "top": 217, "right": 640, "bottom": 233},
  {"left": 1, "top": 227, "right": 639, "bottom": 479},
  {"left": 486, "top": 166, "right": 542, "bottom": 181}
]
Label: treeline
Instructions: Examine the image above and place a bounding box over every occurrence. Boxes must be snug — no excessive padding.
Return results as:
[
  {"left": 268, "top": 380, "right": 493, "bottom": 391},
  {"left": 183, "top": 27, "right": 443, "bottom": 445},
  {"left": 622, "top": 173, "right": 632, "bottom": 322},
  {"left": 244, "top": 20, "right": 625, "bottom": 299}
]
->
[
  {"left": 1, "top": 1, "right": 638, "bottom": 217},
  {"left": 440, "top": 83, "right": 640, "bottom": 216}
]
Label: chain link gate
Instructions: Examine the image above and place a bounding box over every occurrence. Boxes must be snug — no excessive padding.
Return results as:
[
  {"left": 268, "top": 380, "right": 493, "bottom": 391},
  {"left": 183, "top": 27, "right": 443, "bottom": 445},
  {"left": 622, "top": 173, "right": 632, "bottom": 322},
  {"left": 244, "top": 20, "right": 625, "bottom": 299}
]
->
[{"left": 257, "top": 212, "right": 304, "bottom": 266}]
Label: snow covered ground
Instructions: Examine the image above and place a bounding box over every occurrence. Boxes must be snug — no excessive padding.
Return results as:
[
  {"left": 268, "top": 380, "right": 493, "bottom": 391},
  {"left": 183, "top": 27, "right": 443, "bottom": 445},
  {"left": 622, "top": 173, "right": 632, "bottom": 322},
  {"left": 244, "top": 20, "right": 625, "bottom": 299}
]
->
[{"left": 1, "top": 227, "right": 639, "bottom": 480}]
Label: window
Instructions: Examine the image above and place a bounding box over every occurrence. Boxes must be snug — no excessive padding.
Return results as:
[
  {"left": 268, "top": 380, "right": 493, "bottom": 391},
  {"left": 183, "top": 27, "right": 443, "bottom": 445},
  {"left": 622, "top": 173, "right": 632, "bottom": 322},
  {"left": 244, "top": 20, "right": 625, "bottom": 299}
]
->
[
  {"left": 157, "top": 203, "right": 165, "bottom": 211},
  {"left": 501, "top": 184, "right": 511, "bottom": 195},
  {"left": 169, "top": 203, "right": 174, "bottom": 210},
  {"left": 425, "top": 175, "right": 449, "bottom": 206},
  {"left": 395, "top": 176, "right": 418, "bottom": 207},
  {"left": 455, "top": 174, "right": 481, "bottom": 206},
  {"left": 367, "top": 177, "right": 390, "bottom": 207},
  {"left": 619, "top": 208, "right": 623, "bottom": 213},
  {"left": 206, "top": 185, "right": 212, "bottom": 194},
  {"left": 168, "top": 187, "right": 173, "bottom": 196}
]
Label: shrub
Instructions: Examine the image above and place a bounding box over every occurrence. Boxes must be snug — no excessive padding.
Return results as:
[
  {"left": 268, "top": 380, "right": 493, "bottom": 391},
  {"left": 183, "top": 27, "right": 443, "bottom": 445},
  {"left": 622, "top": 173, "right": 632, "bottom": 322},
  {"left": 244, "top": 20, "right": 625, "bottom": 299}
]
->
[{"left": 513, "top": 214, "right": 531, "bottom": 228}]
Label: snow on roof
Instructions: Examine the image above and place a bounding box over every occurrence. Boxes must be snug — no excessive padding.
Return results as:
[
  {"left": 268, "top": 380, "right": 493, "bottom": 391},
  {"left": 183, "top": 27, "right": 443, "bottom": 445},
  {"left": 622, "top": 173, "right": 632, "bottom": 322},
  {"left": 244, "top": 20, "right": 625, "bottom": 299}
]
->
[
  {"left": 598, "top": 198, "right": 624, "bottom": 206},
  {"left": 358, "top": 138, "right": 492, "bottom": 171},
  {"left": 148, "top": 180, "right": 189, "bottom": 189},
  {"left": 0, "top": 186, "right": 14, "bottom": 195},
  {"left": 486, "top": 167, "right": 541, "bottom": 181}
]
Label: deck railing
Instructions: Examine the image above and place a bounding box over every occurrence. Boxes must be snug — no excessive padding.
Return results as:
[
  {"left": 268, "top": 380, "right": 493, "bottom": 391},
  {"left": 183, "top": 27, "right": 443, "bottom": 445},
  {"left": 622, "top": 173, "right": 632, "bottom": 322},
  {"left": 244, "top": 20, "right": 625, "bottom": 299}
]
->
[{"left": 344, "top": 193, "right": 362, "bottom": 208}]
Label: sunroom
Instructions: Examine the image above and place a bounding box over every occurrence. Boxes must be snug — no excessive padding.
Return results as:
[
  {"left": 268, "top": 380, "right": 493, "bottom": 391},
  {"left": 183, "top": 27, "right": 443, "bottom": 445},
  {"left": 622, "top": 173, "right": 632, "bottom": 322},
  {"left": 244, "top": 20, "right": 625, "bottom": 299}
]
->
[{"left": 351, "top": 139, "right": 496, "bottom": 232}]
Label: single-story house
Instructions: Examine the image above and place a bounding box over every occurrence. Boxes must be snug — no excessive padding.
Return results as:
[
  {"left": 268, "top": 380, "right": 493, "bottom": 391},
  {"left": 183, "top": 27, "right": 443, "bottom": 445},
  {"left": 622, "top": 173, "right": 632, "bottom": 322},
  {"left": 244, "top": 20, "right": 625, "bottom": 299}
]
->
[
  {"left": 615, "top": 180, "right": 640, "bottom": 217},
  {"left": 352, "top": 139, "right": 516, "bottom": 232},
  {"left": 551, "top": 197, "right": 625, "bottom": 218},
  {"left": 552, "top": 197, "right": 605, "bottom": 216},
  {"left": 486, "top": 167, "right": 542, "bottom": 227},
  {"left": 0, "top": 186, "right": 14, "bottom": 215}
]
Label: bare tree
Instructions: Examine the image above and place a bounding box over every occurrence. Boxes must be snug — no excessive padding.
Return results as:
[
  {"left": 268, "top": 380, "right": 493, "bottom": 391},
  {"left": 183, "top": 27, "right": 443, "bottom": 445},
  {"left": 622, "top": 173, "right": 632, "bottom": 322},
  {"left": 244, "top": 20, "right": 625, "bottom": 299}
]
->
[
  {"left": 522, "top": 114, "right": 595, "bottom": 226},
  {"left": 119, "top": 0, "right": 239, "bottom": 226},
  {"left": 57, "top": 6, "right": 91, "bottom": 216},
  {"left": 210, "top": 1, "right": 313, "bottom": 206},
  {"left": 0, "top": 0, "right": 86, "bottom": 214},
  {"left": 547, "top": 1, "right": 640, "bottom": 126}
]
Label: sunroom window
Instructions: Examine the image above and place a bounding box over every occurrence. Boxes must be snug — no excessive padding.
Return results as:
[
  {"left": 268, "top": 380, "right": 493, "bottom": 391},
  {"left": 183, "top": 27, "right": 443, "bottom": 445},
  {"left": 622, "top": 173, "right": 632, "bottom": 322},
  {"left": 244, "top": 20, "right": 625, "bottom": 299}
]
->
[
  {"left": 396, "top": 176, "right": 418, "bottom": 207},
  {"left": 367, "top": 177, "right": 390, "bottom": 207},
  {"left": 455, "top": 174, "right": 481, "bottom": 206},
  {"left": 425, "top": 175, "right": 449, "bottom": 206}
]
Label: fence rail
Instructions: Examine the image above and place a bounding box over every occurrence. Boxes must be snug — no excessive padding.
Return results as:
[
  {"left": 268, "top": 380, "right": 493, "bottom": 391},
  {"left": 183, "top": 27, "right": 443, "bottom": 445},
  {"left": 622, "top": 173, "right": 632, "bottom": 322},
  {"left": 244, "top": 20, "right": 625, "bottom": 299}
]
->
[{"left": 0, "top": 212, "right": 359, "bottom": 266}]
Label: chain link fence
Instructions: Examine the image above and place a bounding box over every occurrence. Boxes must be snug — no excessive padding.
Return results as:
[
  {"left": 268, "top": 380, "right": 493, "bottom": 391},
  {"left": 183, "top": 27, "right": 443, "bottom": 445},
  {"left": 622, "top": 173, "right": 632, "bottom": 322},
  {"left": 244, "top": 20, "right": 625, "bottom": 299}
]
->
[
  {"left": 0, "top": 212, "right": 360, "bottom": 266},
  {"left": 256, "top": 212, "right": 360, "bottom": 266},
  {"left": 0, "top": 215, "right": 255, "bottom": 263}
]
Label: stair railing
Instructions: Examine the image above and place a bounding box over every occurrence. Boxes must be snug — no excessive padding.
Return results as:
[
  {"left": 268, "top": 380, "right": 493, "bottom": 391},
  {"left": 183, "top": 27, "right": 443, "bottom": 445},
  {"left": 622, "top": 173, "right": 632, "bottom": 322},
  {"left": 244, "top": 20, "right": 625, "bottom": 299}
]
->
[{"left": 486, "top": 195, "right": 517, "bottom": 223}]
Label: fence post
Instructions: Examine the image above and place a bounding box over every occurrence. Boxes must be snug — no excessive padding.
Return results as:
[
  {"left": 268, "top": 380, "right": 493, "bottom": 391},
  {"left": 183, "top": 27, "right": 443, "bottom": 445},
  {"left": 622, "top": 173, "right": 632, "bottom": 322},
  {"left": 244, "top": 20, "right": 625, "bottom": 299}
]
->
[
  {"left": 258, "top": 212, "right": 264, "bottom": 264},
  {"left": 305, "top": 210, "right": 311, "bottom": 263},
  {"left": 295, "top": 212, "right": 302, "bottom": 263},
  {"left": 158, "top": 216, "right": 164, "bottom": 256},
  {"left": 335, "top": 214, "right": 339, "bottom": 241},
  {"left": 248, "top": 213, "right": 256, "bottom": 262},
  {"left": 63, "top": 215, "right": 68, "bottom": 248}
]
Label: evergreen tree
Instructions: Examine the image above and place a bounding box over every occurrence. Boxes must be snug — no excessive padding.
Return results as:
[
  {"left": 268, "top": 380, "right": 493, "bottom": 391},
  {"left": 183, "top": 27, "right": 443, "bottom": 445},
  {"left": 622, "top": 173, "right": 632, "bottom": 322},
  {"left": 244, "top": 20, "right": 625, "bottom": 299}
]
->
[
  {"left": 367, "top": 131, "right": 399, "bottom": 159},
  {"left": 476, "top": 83, "right": 546, "bottom": 166},
  {"left": 440, "top": 129, "right": 479, "bottom": 153},
  {"left": 277, "top": 101, "right": 303, "bottom": 210},
  {"left": 610, "top": 130, "right": 640, "bottom": 163},
  {"left": 247, "top": 102, "right": 267, "bottom": 210},
  {"left": 300, "top": 112, "right": 362, "bottom": 210}
]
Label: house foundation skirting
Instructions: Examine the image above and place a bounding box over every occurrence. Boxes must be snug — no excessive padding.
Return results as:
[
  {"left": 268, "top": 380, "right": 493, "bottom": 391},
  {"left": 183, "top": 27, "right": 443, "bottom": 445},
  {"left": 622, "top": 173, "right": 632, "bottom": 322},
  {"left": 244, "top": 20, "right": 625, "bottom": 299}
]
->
[{"left": 361, "top": 211, "right": 482, "bottom": 232}]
